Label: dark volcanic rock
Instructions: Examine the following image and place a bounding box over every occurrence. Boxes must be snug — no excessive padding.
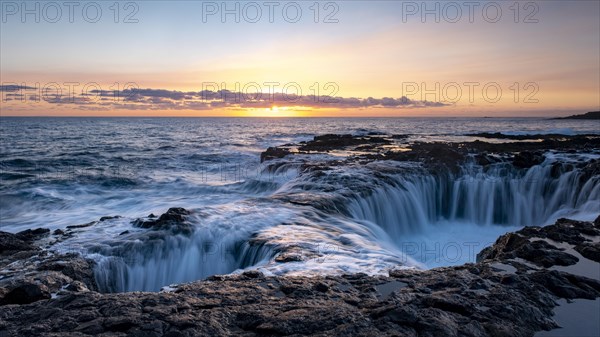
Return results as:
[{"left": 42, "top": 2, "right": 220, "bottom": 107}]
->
[
  {"left": 467, "top": 131, "right": 599, "bottom": 140},
  {"left": 297, "top": 134, "right": 391, "bottom": 152},
  {"left": 0, "top": 232, "right": 37, "bottom": 255},
  {"left": 37, "top": 254, "right": 98, "bottom": 291},
  {"left": 476, "top": 218, "right": 600, "bottom": 268},
  {"left": 66, "top": 221, "right": 97, "bottom": 229},
  {"left": 553, "top": 111, "right": 600, "bottom": 120},
  {"left": 259, "top": 133, "right": 600, "bottom": 175},
  {"left": 513, "top": 151, "right": 545, "bottom": 169},
  {"left": 14, "top": 228, "right": 50, "bottom": 242},
  {"left": 478, "top": 232, "right": 579, "bottom": 267},
  {"left": 0, "top": 228, "right": 98, "bottom": 306},
  {"left": 261, "top": 146, "right": 291, "bottom": 162},
  {"left": 99, "top": 215, "right": 121, "bottom": 221},
  {"left": 575, "top": 242, "right": 600, "bottom": 262},
  {"left": 0, "top": 283, "right": 51, "bottom": 305},
  {"left": 0, "top": 217, "right": 598, "bottom": 336},
  {"left": 132, "top": 207, "right": 194, "bottom": 235},
  {"left": 517, "top": 218, "right": 600, "bottom": 245}
]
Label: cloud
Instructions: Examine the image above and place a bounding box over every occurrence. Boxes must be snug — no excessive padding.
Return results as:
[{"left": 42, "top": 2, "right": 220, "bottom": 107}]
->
[
  {"left": 0, "top": 85, "right": 38, "bottom": 92},
  {"left": 2, "top": 86, "right": 451, "bottom": 111}
]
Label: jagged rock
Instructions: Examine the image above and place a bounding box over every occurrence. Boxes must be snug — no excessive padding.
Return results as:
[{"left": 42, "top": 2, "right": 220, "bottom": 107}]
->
[
  {"left": 261, "top": 147, "right": 291, "bottom": 162},
  {"left": 518, "top": 218, "right": 600, "bottom": 245},
  {"left": 298, "top": 134, "right": 391, "bottom": 152},
  {"left": 477, "top": 233, "right": 579, "bottom": 267},
  {"left": 0, "top": 216, "right": 599, "bottom": 336},
  {"left": 479, "top": 218, "right": 600, "bottom": 269},
  {"left": 275, "top": 253, "right": 304, "bottom": 263},
  {"left": 513, "top": 151, "right": 545, "bottom": 169},
  {"left": 259, "top": 133, "right": 600, "bottom": 170},
  {"left": 37, "top": 254, "right": 98, "bottom": 291},
  {"left": 0, "top": 283, "right": 50, "bottom": 305},
  {"left": 14, "top": 228, "right": 50, "bottom": 242},
  {"left": 0, "top": 232, "right": 37, "bottom": 255},
  {"left": 132, "top": 207, "right": 194, "bottom": 235},
  {"left": 242, "top": 270, "right": 264, "bottom": 279},
  {"left": 0, "top": 230, "right": 98, "bottom": 306},
  {"left": 575, "top": 242, "right": 600, "bottom": 262},
  {"left": 99, "top": 215, "right": 121, "bottom": 221},
  {"left": 66, "top": 281, "right": 89, "bottom": 292},
  {"left": 475, "top": 153, "right": 498, "bottom": 166},
  {"left": 67, "top": 221, "right": 97, "bottom": 229}
]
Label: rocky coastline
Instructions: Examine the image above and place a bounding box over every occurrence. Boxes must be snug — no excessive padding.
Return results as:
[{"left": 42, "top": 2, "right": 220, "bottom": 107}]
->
[
  {"left": 552, "top": 111, "right": 600, "bottom": 120},
  {"left": 0, "top": 215, "right": 599, "bottom": 336},
  {"left": 1, "top": 133, "right": 599, "bottom": 336}
]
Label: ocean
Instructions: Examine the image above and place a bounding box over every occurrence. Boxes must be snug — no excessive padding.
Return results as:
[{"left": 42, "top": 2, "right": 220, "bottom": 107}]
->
[{"left": 1, "top": 117, "right": 599, "bottom": 292}]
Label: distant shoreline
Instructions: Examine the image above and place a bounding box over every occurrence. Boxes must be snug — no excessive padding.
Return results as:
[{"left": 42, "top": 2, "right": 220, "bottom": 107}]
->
[{"left": 552, "top": 111, "right": 600, "bottom": 120}]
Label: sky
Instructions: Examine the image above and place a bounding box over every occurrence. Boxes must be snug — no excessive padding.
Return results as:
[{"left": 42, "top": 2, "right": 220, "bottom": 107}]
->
[{"left": 1, "top": 0, "right": 599, "bottom": 117}]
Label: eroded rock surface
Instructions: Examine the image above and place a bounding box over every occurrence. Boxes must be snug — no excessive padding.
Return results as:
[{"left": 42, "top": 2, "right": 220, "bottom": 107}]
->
[
  {"left": 1, "top": 228, "right": 98, "bottom": 307},
  {"left": 0, "top": 217, "right": 599, "bottom": 336}
]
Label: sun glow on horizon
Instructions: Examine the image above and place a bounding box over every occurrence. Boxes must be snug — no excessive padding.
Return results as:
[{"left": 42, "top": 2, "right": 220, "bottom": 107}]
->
[{"left": 229, "top": 106, "right": 312, "bottom": 117}]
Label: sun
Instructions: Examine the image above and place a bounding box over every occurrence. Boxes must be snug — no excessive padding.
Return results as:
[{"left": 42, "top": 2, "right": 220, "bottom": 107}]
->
[{"left": 230, "top": 105, "right": 316, "bottom": 117}]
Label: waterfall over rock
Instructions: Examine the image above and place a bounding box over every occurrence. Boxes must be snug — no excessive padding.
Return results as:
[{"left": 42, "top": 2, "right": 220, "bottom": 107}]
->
[
  {"left": 88, "top": 155, "right": 599, "bottom": 292},
  {"left": 348, "top": 159, "right": 599, "bottom": 239}
]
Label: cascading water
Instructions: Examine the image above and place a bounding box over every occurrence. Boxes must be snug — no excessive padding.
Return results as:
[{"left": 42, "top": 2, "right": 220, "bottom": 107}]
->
[
  {"left": 88, "top": 155, "right": 599, "bottom": 292},
  {"left": 348, "top": 158, "right": 599, "bottom": 240},
  {"left": 92, "top": 230, "right": 274, "bottom": 292},
  {"left": 89, "top": 203, "right": 295, "bottom": 292}
]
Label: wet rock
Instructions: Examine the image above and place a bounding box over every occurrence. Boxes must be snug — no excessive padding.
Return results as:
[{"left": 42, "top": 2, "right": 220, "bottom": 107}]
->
[
  {"left": 133, "top": 207, "right": 194, "bottom": 235},
  {"left": 1, "top": 228, "right": 98, "bottom": 306},
  {"left": 478, "top": 233, "right": 579, "bottom": 267},
  {"left": 242, "top": 270, "right": 263, "bottom": 279},
  {"left": 260, "top": 147, "right": 291, "bottom": 162},
  {"left": 298, "top": 134, "right": 391, "bottom": 152},
  {"left": 475, "top": 153, "right": 497, "bottom": 166},
  {"left": 99, "top": 215, "right": 121, "bottom": 221},
  {"left": 518, "top": 218, "right": 600, "bottom": 245},
  {"left": 513, "top": 151, "right": 545, "bottom": 169},
  {"left": 575, "top": 242, "right": 600, "bottom": 262},
  {"left": 274, "top": 253, "right": 303, "bottom": 263},
  {"left": 0, "top": 217, "right": 599, "bottom": 336},
  {"left": 67, "top": 221, "right": 97, "bottom": 229},
  {"left": 0, "top": 231, "right": 37, "bottom": 255},
  {"left": 15, "top": 228, "right": 50, "bottom": 242},
  {"left": 0, "top": 283, "right": 50, "bottom": 305},
  {"left": 259, "top": 133, "right": 600, "bottom": 176},
  {"left": 519, "top": 240, "right": 579, "bottom": 267},
  {"left": 37, "top": 254, "right": 98, "bottom": 291},
  {"left": 66, "top": 281, "right": 90, "bottom": 292},
  {"left": 479, "top": 218, "right": 600, "bottom": 269},
  {"left": 314, "top": 282, "right": 329, "bottom": 292},
  {"left": 580, "top": 159, "right": 600, "bottom": 185},
  {"left": 530, "top": 270, "right": 600, "bottom": 300},
  {"left": 477, "top": 232, "right": 527, "bottom": 262}
]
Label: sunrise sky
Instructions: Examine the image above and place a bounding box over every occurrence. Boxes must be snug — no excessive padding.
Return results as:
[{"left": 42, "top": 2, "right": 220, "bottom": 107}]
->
[{"left": 1, "top": 0, "right": 599, "bottom": 117}]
